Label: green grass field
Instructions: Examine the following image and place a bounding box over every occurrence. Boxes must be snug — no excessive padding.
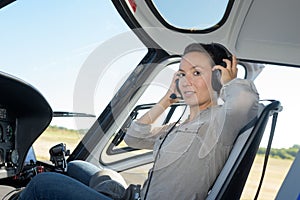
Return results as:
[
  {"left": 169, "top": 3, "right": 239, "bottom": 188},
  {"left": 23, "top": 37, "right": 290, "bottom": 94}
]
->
[
  {"left": 241, "top": 155, "right": 293, "bottom": 200},
  {"left": 33, "top": 126, "right": 84, "bottom": 161},
  {"left": 33, "top": 127, "right": 293, "bottom": 199}
]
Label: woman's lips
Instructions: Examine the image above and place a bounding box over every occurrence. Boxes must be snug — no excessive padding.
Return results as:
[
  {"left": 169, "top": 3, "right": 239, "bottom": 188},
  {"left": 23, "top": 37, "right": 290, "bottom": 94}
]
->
[{"left": 183, "top": 91, "right": 195, "bottom": 97}]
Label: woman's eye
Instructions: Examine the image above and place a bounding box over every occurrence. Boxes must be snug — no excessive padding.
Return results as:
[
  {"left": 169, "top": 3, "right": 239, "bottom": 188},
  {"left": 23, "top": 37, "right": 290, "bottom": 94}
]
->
[
  {"left": 177, "top": 73, "right": 185, "bottom": 78},
  {"left": 193, "top": 71, "right": 202, "bottom": 76}
]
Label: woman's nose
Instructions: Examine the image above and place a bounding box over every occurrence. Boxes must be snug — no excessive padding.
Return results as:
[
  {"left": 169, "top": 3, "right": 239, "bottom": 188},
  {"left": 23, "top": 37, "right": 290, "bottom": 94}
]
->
[{"left": 182, "top": 75, "right": 193, "bottom": 86}]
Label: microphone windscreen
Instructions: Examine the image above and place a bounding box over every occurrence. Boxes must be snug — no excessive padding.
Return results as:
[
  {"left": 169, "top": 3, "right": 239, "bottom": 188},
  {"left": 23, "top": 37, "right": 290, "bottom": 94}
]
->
[{"left": 169, "top": 93, "right": 177, "bottom": 99}]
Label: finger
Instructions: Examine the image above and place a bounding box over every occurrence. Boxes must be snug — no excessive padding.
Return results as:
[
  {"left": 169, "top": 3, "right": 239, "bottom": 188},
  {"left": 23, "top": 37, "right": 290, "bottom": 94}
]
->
[
  {"left": 222, "top": 59, "right": 232, "bottom": 69},
  {"left": 212, "top": 65, "right": 228, "bottom": 76},
  {"left": 212, "top": 65, "right": 227, "bottom": 72},
  {"left": 170, "top": 73, "right": 179, "bottom": 93},
  {"left": 231, "top": 55, "right": 238, "bottom": 75},
  {"left": 232, "top": 55, "right": 238, "bottom": 67}
]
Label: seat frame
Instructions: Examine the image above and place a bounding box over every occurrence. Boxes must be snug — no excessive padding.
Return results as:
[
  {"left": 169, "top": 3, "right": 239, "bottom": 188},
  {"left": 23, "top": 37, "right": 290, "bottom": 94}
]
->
[{"left": 206, "top": 100, "right": 282, "bottom": 200}]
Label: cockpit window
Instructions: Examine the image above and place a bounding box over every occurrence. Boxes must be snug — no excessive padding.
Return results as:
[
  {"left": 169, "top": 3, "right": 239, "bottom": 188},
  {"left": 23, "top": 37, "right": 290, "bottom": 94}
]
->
[
  {"left": 149, "top": 0, "right": 233, "bottom": 32},
  {"left": 0, "top": 1, "right": 147, "bottom": 161}
]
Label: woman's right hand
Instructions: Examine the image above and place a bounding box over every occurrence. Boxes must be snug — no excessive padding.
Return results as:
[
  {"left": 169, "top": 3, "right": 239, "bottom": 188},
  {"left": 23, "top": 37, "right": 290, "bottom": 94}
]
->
[
  {"left": 166, "top": 72, "right": 180, "bottom": 103},
  {"left": 137, "top": 72, "right": 180, "bottom": 124}
]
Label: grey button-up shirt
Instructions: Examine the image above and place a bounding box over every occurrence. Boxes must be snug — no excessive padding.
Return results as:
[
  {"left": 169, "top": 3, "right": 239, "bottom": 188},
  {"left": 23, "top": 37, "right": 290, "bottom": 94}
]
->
[{"left": 124, "top": 78, "right": 259, "bottom": 200}]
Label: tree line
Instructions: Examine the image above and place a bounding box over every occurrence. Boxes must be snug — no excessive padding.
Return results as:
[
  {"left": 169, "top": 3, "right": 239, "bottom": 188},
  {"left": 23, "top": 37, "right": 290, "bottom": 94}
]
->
[{"left": 257, "top": 144, "right": 300, "bottom": 160}]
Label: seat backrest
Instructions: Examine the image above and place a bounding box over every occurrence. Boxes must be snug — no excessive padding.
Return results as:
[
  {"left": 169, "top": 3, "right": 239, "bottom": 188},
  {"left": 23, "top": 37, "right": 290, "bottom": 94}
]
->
[{"left": 206, "top": 100, "right": 282, "bottom": 200}]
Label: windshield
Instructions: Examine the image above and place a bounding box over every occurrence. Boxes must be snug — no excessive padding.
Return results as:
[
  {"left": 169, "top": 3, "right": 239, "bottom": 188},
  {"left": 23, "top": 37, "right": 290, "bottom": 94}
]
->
[
  {"left": 0, "top": 1, "right": 144, "bottom": 127},
  {"left": 0, "top": 1, "right": 147, "bottom": 160}
]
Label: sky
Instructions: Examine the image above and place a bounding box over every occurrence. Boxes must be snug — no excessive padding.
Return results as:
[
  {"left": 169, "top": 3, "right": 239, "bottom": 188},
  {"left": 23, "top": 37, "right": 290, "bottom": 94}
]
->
[
  {"left": 0, "top": 1, "right": 299, "bottom": 148},
  {"left": 0, "top": 0, "right": 132, "bottom": 128}
]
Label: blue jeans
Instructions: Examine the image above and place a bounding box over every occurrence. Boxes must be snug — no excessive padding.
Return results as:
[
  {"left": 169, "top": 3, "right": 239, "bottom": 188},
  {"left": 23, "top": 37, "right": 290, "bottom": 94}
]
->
[
  {"left": 19, "top": 161, "right": 126, "bottom": 200},
  {"left": 19, "top": 172, "right": 112, "bottom": 200},
  {"left": 67, "top": 160, "right": 102, "bottom": 186}
]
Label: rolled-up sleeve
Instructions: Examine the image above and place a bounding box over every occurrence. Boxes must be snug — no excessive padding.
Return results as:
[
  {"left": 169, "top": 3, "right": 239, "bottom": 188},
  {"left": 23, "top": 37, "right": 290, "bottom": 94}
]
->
[
  {"left": 124, "top": 121, "right": 172, "bottom": 150},
  {"left": 218, "top": 78, "right": 260, "bottom": 144}
]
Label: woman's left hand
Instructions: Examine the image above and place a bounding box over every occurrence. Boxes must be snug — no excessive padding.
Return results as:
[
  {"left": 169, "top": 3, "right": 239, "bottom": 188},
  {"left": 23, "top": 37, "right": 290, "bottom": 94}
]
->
[{"left": 212, "top": 55, "right": 238, "bottom": 85}]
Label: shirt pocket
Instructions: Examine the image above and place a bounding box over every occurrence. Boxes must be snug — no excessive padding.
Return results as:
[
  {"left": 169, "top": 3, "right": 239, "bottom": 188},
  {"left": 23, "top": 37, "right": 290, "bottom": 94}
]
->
[{"left": 153, "top": 123, "right": 203, "bottom": 170}]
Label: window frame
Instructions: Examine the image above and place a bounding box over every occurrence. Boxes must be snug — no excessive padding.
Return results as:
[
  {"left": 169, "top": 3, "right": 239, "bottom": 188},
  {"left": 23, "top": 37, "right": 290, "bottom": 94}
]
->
[{"left": 145, "top": 0, "right": 235, "bottom": 33}]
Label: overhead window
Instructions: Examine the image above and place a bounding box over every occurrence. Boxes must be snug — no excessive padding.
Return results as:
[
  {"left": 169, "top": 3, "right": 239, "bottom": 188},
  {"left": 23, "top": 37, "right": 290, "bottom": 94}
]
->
[{"left": 149, "top": 0, "right": 233, "bottom": 32}]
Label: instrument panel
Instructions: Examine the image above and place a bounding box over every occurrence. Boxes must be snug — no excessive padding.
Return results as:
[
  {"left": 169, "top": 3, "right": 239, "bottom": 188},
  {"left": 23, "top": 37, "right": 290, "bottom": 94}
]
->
[{"left": 0, "top": 107, "right": 17, "bottom": 168}]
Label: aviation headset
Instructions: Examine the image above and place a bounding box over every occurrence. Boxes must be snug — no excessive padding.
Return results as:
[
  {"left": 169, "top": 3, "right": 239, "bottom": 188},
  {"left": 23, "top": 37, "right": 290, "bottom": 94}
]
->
[{"left": 170, "top": 42, "right": 233, "bottom": 99}]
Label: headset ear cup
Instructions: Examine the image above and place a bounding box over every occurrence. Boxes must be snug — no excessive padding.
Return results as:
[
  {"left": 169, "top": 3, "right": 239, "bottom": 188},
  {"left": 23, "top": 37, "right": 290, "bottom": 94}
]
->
[{"left": 211, "top": 70, "right": 222, "bottom": 92}]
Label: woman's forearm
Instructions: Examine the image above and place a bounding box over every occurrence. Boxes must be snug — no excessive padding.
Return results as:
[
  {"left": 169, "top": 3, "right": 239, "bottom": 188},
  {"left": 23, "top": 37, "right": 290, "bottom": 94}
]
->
[{"left": 137, "top": 94, "right": 172, "bottom": 124}]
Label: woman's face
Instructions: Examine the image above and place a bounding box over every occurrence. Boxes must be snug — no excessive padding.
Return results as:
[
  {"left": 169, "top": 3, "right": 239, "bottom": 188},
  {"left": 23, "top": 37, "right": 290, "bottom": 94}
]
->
[{"left": 178, "top": 51, "right": 215, "bottom": 109}]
